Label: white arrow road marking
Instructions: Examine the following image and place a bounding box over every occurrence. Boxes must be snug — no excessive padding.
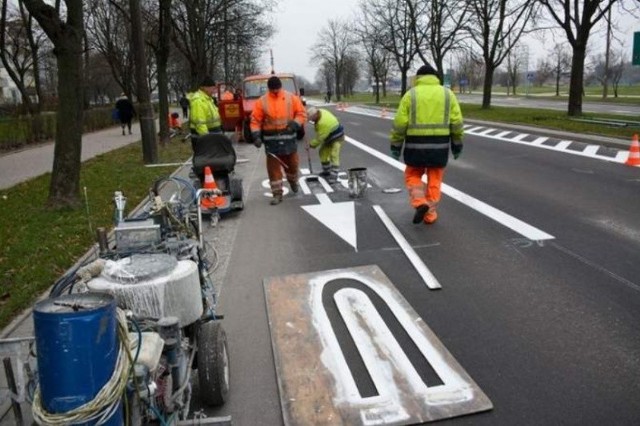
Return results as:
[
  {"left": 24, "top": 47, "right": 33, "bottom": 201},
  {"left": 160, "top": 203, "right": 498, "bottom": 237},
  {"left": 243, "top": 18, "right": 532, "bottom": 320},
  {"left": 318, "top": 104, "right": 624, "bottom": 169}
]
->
[
  {"left": 302, "top": 193, "right": 358, "bottom": 251},
  {"left": 345, "top": 136, "right": 555, "bottom": 241},
  {"left": 373, "top": 205, "right": 442, "bottom": 290}
]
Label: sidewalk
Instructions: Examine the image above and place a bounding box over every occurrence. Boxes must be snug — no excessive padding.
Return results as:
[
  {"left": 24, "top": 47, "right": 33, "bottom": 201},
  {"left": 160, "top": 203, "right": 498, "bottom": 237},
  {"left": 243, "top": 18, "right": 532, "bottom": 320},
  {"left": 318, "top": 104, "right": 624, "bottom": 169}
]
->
[{"left": 0, "top": 121, "right": 158, "bottom": 190}]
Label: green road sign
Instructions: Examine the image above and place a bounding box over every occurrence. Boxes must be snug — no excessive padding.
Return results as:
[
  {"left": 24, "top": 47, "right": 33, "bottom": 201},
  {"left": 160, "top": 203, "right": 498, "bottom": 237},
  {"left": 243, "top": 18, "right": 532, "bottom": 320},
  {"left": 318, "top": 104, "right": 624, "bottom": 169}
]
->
[{"left": 634, "top": 32, "right": 640, "bottom": 66}]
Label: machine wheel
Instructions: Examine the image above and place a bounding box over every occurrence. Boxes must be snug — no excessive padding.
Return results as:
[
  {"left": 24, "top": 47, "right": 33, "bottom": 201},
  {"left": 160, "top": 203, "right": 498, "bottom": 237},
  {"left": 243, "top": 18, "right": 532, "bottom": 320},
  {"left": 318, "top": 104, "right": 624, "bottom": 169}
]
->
[
  {"left": 197, "top": 320, "right": 229, "bottom": 407},
  {"left": 230, "top": 177, "right": 243, "bottom": 202}
]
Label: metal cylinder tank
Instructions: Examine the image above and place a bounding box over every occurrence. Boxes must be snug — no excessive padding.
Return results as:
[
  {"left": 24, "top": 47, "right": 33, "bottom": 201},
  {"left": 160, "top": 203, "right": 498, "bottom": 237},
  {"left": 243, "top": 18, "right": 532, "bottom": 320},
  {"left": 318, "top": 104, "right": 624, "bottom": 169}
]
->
[{"left": 33, "top": 293, "right": 122, "bottom": 425}]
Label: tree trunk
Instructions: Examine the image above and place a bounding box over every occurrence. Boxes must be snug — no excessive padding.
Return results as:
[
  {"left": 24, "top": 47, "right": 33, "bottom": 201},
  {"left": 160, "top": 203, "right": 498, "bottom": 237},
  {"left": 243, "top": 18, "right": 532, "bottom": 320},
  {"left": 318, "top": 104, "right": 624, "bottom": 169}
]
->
[
  {"left": 48, "top": 45, "right": 84, "bottom": 207},
  {"left": 481, "top": 66, "right": 494, "bottom": 109},
  {"left": 156, "top": 0, "right": 172, "bottom": 147},
  {"left": 568, "top": 46, "right": 586, "bottom": 116},
  {"left": 555, "top": 67, "right": 560, "bottom": 96},
  {"left": 130, "top": 0, "right": 157, "bottom": 163}
]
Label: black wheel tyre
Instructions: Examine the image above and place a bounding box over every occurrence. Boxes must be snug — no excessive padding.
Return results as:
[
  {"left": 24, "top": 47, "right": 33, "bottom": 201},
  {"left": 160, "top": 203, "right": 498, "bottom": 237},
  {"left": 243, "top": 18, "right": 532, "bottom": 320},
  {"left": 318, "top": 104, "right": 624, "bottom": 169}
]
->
[
  {"left": 197, "top": 320, "right": 230, "bottom": 406},
  {"left": 230, "top": 178, "right": 243, "bottom": 202}
]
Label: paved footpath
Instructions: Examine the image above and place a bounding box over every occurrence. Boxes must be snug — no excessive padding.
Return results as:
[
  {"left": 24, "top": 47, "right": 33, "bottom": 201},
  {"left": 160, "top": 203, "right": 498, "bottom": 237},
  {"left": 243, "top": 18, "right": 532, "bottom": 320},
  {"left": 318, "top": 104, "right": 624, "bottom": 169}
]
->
[{"left": 0, "top": 121, "right": 160, "bottom": 190}]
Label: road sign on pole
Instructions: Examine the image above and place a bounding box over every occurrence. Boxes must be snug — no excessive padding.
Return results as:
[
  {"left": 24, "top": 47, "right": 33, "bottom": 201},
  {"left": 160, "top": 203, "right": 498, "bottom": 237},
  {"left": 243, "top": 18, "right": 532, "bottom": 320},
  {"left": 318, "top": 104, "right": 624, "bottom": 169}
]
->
[{"left": 633, "top": 32, "right": 640, "bottom": 66}]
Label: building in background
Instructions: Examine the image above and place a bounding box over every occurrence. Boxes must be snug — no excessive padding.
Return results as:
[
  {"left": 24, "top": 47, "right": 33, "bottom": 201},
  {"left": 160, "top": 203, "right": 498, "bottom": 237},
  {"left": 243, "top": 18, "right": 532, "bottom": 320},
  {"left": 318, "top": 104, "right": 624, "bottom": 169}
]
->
[{"left": 0, "top": 64, "right": 21, "bottom": 104}]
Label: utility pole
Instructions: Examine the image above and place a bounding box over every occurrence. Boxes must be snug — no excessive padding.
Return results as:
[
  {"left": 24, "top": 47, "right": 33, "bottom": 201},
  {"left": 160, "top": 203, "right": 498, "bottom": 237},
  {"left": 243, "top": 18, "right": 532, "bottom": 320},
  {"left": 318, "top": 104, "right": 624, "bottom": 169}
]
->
[
  {"left": 130, "top": 0, "right": 158, "bottom": 164},
  {"left": 603, "top": 7, "right": 612, "bottom": 99}
]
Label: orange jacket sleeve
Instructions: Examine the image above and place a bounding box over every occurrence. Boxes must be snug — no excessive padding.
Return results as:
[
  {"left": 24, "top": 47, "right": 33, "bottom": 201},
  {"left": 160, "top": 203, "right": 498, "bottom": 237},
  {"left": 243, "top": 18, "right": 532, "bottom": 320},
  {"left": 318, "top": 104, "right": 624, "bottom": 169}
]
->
[{"left": 250, "top": 97, "right": 265, "bottom": 133}]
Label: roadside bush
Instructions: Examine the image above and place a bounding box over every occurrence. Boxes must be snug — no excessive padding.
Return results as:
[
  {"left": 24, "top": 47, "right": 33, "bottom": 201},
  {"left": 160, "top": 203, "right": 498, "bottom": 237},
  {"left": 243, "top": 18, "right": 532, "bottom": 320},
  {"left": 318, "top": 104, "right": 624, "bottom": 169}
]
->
[{"left": 0, "top": 107, "right": 115, "bottom": 153}]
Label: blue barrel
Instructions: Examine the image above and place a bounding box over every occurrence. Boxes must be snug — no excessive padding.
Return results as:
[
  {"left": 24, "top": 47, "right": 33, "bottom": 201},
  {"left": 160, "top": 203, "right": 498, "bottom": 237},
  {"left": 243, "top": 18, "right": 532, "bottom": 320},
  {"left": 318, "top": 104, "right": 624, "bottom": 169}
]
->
[{"left": 33, "top": 293, "right": 123, "bottom": 425}]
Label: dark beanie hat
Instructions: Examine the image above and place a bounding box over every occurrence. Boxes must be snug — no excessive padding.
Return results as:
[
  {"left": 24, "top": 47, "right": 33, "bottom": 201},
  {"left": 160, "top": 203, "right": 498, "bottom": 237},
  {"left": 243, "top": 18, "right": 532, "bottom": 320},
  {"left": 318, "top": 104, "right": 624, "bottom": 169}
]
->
[
  {"left": 267, "top": 76, "right": 282, "bottom": 90},
  {"left": 200, "top": 75, "right": 216, "bottom": 87},
  {"left": 416, "top": 64, "right": 438, "bottom": 76}
]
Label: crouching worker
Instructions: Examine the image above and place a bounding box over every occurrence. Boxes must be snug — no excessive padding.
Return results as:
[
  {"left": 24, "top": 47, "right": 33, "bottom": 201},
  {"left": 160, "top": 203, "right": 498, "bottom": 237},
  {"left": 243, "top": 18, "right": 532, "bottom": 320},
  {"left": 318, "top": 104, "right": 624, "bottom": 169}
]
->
[
  {"left": 306, "top": 106, "right": 345, "bottom": 183},
  {"left": 168, "top": 112, "right": 182, "bottom": 137},
  {"left": 250, "top": 76, "right": 307, "bottom": 205}
]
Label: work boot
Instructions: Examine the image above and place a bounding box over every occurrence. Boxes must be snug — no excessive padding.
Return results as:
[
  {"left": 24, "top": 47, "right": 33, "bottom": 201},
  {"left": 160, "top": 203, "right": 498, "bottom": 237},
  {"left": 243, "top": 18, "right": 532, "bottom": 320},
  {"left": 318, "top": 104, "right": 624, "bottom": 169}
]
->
[
  {"left": 290, "top": 181, "right": 299, "bottom": 193},
  {"left": 424, "top": 209, "right": 438, "bottom": 224},
  {"left": 270, "top": 194, "right": 283, "bottom": 205},
  {"left": 412, "top": 204, "right": 429, "bottom": 224}
]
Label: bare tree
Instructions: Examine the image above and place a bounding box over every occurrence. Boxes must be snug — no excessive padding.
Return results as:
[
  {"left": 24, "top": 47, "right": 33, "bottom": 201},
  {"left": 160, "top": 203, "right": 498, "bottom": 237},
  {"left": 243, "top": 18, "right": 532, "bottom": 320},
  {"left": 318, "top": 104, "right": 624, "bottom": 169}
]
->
[
  {"left": 467, "top": 0, "right": 537, "bottom": 108},
  {"left": 538, "top": 0, "right": 622, "bottom": 115},
  {"left": 171, "top": 0, "right": 274, "bottom": 88},
  {"left": 0, "top": 0, "right": 45, "bottom": 115},
  {"left": 86, "top": 0, "right": 135, "bottom": 97},
  {"left": 505, "top": 43, "right": 527, "bottom": 95},
  {"left": 364, "top": 0, "right": 418, "bottom": 95},
  {"left": 310, "top": 19, "right": 355, "bottom": 101},
  {"left": 22, "top": 0, "right": 85, "bottom": 208},
  {"left": 533, "top": 58, "right": 554, "bottom": 87},
  {"left": 354, "top": 4, "right": 391, "bottom": 103},
  {"left": 130, "top": 0, "right": 157, "bottom": 164},
  {"left": 455, "top": 50, "right": 484, "bottom": 93},
  {"left": 548, "top": 41, "right": 571, "bottom": 96},
  {"left": 408, "top": 0, "right": 470, "bottom": 81}
]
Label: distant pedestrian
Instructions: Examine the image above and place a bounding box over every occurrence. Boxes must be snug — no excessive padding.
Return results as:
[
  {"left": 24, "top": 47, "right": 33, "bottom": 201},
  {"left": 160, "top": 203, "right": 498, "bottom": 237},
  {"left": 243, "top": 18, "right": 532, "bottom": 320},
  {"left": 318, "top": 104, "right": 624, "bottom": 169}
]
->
[
  {"left": 325, "top": 89, "right": 332, "bottom": 103},
  {"left": 179, "top": 93, "right": 190, "bottom": 119},
  {"left": 390, "top": 64, "right": 464, "bottom": 225},
  {"left": 306, "top": 106, "right": 344, "bottom": 183},
  {"left": 115, "top": 94, "right": 136, "bottom": 135}
]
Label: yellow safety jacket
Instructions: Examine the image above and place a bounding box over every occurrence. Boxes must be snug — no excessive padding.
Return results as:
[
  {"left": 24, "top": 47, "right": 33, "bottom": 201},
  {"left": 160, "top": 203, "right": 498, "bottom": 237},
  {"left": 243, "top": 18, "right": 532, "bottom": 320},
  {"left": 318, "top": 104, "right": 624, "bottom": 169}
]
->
[
  {"left": 189, "top": 89, "right": 222, "bottom": 135},
  {"left": 309, "top": 109, "right": 344, "bottom": 148},
  {"left": 390, "top": 75, "right": 464, "bottom": 167}
]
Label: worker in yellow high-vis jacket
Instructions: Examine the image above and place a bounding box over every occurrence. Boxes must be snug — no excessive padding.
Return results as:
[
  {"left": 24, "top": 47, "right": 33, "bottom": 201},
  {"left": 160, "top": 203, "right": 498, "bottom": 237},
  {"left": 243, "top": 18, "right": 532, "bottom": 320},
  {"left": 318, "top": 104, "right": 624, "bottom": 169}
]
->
[
  {"left": 306, "top": 107, "right": 345, "bottom": 183},
  {"left": 189, "top": 76, "right": 222, "bottom": 136},
  {"left": 390, "top": 64, "right": 464, "bottom": 225}
]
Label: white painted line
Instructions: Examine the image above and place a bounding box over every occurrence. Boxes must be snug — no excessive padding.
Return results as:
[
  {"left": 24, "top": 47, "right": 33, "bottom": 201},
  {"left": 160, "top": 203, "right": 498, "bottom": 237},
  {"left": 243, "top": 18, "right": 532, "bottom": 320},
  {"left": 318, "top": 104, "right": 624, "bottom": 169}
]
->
[
  {"left": 555, "top": 140, "right": 572, "bottom": 150},
  {"left": 615, "top": 151, "right": 629, "bottom": 162},
  {"left": 494, "top": 131, "right": 511, "bottom": 138},
  {"left": 479, "top": 128, "right": 496, "bottom": 136},
  {"left": 373, "top": 205, "right": 442, "bottom": 289},
  {"left": 583, "top": 145, "right": 600, "bottom": 155},
  {"left": 301, "top": 193, "right": 357, "bottom": 250},
  {"left": 440, "top": 184, "right": 555, "bottom": 241},
  {"left": 531, "top": 137, "right": 548, "bottom": 145},
  {"left": 346, "top": 136, "right": 555, "bottom": 241},
  {"left": 467, "top": 126, "right": 485, "bottom": 132},
  {"left": 511, "top": 133, "right": 530, "bottom": 142}
]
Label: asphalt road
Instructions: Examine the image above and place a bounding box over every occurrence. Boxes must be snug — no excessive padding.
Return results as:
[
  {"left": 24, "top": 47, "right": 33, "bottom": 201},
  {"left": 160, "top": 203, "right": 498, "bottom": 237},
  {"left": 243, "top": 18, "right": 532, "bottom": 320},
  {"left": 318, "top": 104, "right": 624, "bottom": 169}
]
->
[{"left": 202, "top": 106, "right": 640, "bottom": 425}]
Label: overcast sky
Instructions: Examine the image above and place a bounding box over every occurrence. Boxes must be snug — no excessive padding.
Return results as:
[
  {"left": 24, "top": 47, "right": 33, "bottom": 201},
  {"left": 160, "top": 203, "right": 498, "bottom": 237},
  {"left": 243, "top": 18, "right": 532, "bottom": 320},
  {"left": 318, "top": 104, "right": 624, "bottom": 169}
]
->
[{"left": 261, "top": 0, "right": 640, "bottom": 83}]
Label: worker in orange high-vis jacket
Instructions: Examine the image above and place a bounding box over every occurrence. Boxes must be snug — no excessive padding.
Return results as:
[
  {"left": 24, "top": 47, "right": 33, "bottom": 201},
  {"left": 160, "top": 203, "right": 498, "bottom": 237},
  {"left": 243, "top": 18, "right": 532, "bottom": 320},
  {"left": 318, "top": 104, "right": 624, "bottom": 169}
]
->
[
  {"left": 390, "top": 64, "right": 464, "bottom": 224},
  {"left": 251, "top": 76, "right": 307, "bottom": 205}
]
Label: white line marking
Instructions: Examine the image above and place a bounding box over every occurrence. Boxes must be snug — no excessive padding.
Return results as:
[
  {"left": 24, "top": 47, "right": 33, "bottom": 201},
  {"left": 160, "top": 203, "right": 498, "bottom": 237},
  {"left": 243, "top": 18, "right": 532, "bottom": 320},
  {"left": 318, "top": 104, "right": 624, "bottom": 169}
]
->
[
  {"left": 494, "top": 130, "right": 511, "bottom": 138},
  {"left": 479, "top": 128, "right": 495, "bottom": 135},
  {"left": 583, "top": 145, "right": 600, "bottom": 155},
  {"left": 511, "top": 133, "right": 529, "bottom": 142},
  {"left": 467, "top": 126, "right": 485, "bottom": 132},
  {"left": 531, "top": 137, "right": 548, "bottom": 145},
  {"left": 555, "top": 140, "right": 572, "bottom": 150},
  {"left": 345, "top": 136, "right": 555, "bottom": 241},
  {"left": 372, "top": 206, "right": 442, "bottom": 289}
]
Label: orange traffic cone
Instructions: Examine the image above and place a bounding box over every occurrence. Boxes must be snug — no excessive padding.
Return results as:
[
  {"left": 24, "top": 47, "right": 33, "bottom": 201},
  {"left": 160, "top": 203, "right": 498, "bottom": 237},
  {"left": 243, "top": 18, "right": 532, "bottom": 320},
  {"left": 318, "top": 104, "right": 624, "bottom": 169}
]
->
[
  {"left": 625, "top": 134, "right": 640, "bottom": 167},
  {"left": 201, "top": 166, "right": 225, "bottom": 209}
]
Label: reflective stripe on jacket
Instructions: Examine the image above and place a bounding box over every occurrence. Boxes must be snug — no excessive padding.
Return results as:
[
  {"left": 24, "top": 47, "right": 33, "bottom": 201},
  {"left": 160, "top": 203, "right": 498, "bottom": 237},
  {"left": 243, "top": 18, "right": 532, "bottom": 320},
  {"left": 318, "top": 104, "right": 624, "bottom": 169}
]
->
[
  {"left": 390, "top": 75, "right": 464, "bottom": 167},
  {"left": 189, "top": 89, "right": 221, "bottom": 135},
  {"left": 250, "top": 90, "right": 306, "bottom": 155},
  {"left": 309, "top": 109, "right": 344, "bottom": 148}
]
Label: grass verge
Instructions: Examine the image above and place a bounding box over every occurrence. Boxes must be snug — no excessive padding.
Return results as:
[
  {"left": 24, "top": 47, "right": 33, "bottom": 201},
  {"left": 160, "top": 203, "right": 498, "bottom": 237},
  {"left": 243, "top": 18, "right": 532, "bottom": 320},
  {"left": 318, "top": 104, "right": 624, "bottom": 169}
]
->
[{"left": 0, "top": 139, "right": 192, "bottom": 330}]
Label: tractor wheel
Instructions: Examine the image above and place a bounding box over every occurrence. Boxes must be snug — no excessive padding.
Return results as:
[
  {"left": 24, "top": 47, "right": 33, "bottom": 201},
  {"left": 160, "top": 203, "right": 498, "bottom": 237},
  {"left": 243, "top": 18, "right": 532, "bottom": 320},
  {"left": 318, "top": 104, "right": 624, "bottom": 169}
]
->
[{"left": 197, "top": 320, "right": 230, "bottom": 406}]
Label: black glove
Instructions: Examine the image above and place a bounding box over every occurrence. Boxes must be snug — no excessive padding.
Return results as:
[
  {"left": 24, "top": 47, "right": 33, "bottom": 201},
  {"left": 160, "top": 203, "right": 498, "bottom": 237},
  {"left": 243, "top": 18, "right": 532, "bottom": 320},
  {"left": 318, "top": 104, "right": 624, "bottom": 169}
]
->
[
  {"left": 390, "top": 146, "right": 402, "bottom": 160},
  {"left": 451, "top": 144, "right": 462, "bottom": 160},
  {"left": 251, "top": 132, "right": 262, "bottom": 148},
  {"left": 287, "top": 120, "right": 300, "bottom": 133}
]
